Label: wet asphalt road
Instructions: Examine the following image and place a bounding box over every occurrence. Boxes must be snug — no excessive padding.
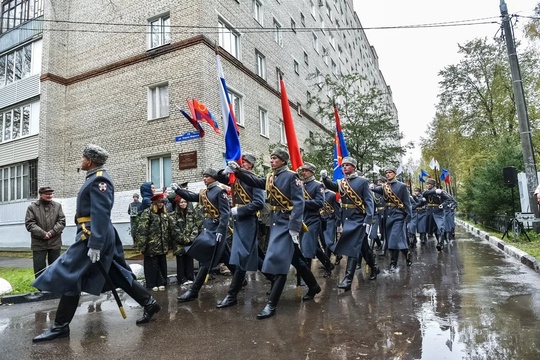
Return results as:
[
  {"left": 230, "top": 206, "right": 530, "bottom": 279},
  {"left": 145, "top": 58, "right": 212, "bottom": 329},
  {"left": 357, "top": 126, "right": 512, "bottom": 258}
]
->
[{"left": 1, "top": 226, "right": 540, "bottom": 360}]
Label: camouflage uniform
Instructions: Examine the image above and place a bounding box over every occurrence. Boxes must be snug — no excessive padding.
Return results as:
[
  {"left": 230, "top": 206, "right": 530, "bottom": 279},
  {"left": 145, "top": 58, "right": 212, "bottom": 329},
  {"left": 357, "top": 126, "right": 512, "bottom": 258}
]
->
[{"left": 170, "top": 204, "right": 203, "bottom": 283}]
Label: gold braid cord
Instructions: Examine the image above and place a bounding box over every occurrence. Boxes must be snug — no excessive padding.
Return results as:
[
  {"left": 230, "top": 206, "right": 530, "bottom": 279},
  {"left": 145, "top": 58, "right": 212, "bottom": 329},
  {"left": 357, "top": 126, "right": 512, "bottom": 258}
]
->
[
  {"left": 200, "top": 189, "right": 220, "bottom": 218},
  {"left": 303, "top": 188, "right": 312, "bottom": 200},
  {"left": 320, "top": 201, "right": 335, "bottom": 216},
  {"left": 383, "top": 183, "right": 405, "bottom": 210},
  {"left": 233, "top": 180, "right": 252, "bottom": 205},
  {"left": 339, "top": 179, "right": 366, "bottom": 213}
]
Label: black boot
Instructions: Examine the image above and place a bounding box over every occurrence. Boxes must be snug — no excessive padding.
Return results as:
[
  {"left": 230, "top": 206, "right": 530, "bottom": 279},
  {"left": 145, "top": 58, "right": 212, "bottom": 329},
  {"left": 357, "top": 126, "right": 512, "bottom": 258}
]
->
[
  {"left": 33, "top": 295, "right": 79, "bottom": 342},
  {"left": 295, "top": 257, "right": 321, "bottom": 300},
  {"left": 435, "top": 233, "right": 443, "bottom": 251},
  {"left": 257, "top": 274, "right": 287, "bottom": 319},
  {"left": 334, "top": 254, "right": 343, "bottom": 265},
  {"left": 337, "top": 257, "right": 358, "bottom": 291},
  {"left": 178, "top": 266, "right": 208, "bottom": 302},
  {"left": 389, "top": 250, "right": 399, "bottom": 272},
  {"left": 402, "top": 249, "right": 412, "bottom": 267},
  {"left": 136, "top": 296, "right": 161, "bottom": 324},
  {"left": 316, "top": 247, "right": 335, "bottom": 277},
  {"left": 217, "top": 270, "right": 246, "bottom": 309},
  {"left": 420, "top": 233, "right": 427, "bottom": 244}
]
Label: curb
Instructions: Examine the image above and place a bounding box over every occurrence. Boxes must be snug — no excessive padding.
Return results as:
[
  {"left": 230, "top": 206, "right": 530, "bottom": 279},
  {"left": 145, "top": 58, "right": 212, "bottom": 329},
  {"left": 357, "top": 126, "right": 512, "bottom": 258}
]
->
[{"left": 457, "top": 219, "right": 540, "bottom": 274}]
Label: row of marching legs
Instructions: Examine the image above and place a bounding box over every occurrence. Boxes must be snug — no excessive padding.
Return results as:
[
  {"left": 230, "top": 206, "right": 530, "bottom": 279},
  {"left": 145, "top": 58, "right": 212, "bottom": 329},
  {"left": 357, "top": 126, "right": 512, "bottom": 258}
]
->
[{"left": 408, "top": 231, "right": 454, "bottom": 252}]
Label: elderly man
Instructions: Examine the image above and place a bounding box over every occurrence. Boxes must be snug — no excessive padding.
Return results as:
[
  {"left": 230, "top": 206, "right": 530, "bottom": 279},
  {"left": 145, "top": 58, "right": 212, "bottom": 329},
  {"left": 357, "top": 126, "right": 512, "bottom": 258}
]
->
[
  {"left": 171, "top": 168, "right": 231, "bottom": 302},
  {"left": 321, "top": 156, "right": 379, "bottom": 290},
  {"left": 32, "top": 144, "right": 161, "bottom": 343},
  {"left": 25, "top": 186, "right": 66, "bottom": 279},
  {"left": 214, "top": 153, "right": 265, "bottom": 309},
  {"left": 227, "top": 148, "right": 321, "bottom": 319},
  {"left": 371, "top": 166, "right": 412, "bottom": 271}
]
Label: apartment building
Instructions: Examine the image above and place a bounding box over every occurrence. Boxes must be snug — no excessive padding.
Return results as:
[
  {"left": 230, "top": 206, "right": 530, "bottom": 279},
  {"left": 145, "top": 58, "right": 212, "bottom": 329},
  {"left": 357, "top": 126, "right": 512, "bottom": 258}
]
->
[{"left": 0, "top": 0, "right": 397, "bottom": 247}]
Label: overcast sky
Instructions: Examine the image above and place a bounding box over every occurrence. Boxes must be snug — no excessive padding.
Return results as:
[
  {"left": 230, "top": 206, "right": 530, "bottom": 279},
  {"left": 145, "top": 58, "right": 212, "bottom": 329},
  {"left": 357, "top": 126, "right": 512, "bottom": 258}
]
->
[{"left": 352, "top": 0, "right": 538, "bottom": 165}]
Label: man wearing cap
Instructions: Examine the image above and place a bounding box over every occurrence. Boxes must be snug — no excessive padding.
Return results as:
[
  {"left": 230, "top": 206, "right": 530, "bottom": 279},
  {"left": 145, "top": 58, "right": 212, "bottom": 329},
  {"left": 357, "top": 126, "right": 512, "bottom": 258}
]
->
[
  {"left": 371, "top": 166, "right": 412, "bottom": 271},
  {"left": 371, "top": 176, "right": 387, "bottom": 256},
  {"left": 171, "top": 167, "right": 231, "bottom": 302},
  {"left": 423, "top": 179, "right": 455, "bottom": 250},
  {"left": 25, "top": 186, "right": 66, "bottom": 279},
  {"left": 321, "top": 156, "right": 379, "bottom": 290},
  {"left": 226, "top": 148, "right": 321, "bottom": 319},
  {"left": 299, "top": 162, "right": 334, "bottom": 277},
  {"left": 32, "top": 144, "right": 162, "bottom": 343},
  {"left": 212, "top": 153, "right": 265, "bottom": 309}
]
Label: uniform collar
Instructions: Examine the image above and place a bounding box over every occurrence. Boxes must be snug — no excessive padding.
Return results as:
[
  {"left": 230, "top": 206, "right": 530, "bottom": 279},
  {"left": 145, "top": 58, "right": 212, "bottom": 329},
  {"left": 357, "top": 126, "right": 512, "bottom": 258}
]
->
[
  {"left": 345, "top": 172, "right": 358, "bottom": 179},
  {"left": 86, "top": 166, "right": 106, "bottom": 178},
  {"left": 273, "top": 165, "right": 288, "bottom": 175},
  {"left": 303, "top": 175, "right": 315, "bottom": 183}
]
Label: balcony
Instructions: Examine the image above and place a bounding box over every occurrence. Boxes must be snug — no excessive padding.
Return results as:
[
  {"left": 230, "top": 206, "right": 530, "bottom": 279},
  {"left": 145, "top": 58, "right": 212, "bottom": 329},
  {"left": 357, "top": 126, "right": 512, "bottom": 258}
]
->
[{"left": 0, "top": 16, "right": 43, "bottom": 54}]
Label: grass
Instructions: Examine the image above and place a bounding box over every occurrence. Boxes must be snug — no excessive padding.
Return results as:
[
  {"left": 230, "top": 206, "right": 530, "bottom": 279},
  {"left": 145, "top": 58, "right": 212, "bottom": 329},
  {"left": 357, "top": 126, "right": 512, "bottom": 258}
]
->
[{"left": 0, "top": 268, "right": 38, "bottom": 295}]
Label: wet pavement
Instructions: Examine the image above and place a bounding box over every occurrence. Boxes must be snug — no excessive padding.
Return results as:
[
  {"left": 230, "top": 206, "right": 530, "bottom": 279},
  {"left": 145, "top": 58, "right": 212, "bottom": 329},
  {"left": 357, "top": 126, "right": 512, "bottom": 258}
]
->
[{"left": 1, "top": 227, "right": 540, "bottom": 360}]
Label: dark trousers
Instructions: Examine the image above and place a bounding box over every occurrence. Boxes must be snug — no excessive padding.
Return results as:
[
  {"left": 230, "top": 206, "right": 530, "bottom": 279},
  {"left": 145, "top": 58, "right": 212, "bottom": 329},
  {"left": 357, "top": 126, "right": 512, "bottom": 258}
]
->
[
  {"left": 33, "top": 249, "right": 61, "bottom": 279},
  {"left": 176, "top": 254, "right": 194, "bottom": 283},
  {"left": 143, "top": 254, "right": 167, "bottom": 288}
]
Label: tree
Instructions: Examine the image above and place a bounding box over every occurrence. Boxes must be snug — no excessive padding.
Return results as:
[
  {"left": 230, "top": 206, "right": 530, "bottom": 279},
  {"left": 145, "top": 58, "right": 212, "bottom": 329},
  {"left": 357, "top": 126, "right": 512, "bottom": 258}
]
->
[{"left": 304, "top": 73, "right": 412, "bottom": 175}]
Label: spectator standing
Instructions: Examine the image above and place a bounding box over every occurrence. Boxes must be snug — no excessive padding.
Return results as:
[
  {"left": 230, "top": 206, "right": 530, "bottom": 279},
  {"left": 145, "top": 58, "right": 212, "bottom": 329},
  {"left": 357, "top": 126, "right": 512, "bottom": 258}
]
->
[
  {"left": 128, "top": 193, "right": 143, "bottom": 244},
  {"left": 25, "top": 186, "right": 66, "bottom": 279}
]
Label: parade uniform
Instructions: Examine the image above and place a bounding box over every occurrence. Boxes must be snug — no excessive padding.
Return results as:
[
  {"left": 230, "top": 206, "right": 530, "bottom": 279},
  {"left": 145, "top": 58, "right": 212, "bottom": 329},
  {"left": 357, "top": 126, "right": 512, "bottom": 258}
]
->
[
  {"left": 414, "top": 193, "right": 428, "bottom": 244},
  {"left": 214, "top": 161, "right": 265, "bottom": 309},
  {"left": 371, "top": 187, "right": 386, "bottom": 253},
  {"left": 423, "top": 185, "right": 454, "bottom": 250},
  {"left": 320, "top": 189, "right": 341, "bottom": 254},
  {"left": 32, "top": 145, "right": 160, "bottom": 343},
  {"left": 174, "top": 172, "right": 231, "bottom": 302},
  {"left": 407, "top": 194, "right": 419, "bottom": 248},
  {"left": 322, "top": 159, "right": 378, "bottom": 289}
]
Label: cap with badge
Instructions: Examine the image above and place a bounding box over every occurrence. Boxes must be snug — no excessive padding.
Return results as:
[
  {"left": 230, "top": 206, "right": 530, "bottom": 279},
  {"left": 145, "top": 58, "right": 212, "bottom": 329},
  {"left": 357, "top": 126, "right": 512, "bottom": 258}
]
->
[
  {"left": 341, "top": 156, "right": 357, "bottom": 168},
  {"left": 299, "top": 162, "right": 316, "bottom": 172},
  {"left": 270, "top": 148, "right": 290, "bottom": 163}
]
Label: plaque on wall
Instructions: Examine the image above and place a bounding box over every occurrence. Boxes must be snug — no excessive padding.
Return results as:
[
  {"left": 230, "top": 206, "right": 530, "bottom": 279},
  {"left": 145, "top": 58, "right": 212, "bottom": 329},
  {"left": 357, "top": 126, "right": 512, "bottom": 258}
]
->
[{"left": 179, "top": 151, "right": 198, "bottom": 170}]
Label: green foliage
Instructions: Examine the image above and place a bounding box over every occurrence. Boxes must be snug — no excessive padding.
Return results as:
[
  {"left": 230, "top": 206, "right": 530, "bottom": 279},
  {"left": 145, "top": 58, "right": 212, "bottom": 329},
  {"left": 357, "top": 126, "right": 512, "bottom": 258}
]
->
[
  {"left": 304, "top": 73, "right": 412, "bottom": 175},
  {"left": 0, "top": 268, "right": 38, "bottom": 295}
]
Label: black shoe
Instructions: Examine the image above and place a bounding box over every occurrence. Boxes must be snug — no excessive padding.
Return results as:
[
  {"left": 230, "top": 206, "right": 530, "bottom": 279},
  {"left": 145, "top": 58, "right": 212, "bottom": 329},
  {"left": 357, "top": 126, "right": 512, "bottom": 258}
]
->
[
  {"left": 32, "top": 323, "right": 70, "bottom": 342},
  {"left": 436, "top": 243, "right": 442, "bottom": 251},
  {"left": 334, "top": 255, "right": 343, "bottom": 266},
  {"left": 337, "top": 278, "right": 352, "bottom": 291},
  {"left": 369, "top": 266, "right": 380, "bottom": 280},
  {"left": 136, "top": 298, "right": 161, "bottom": 325},
  {"left": 406, "top": 259, "right": 412, "bottom": 267},
  {"left": 241, "top": 278, "right": 248, "bottom": 287},
  {"left": 177, "top": 289, "right": 198, "bottom": 302},
  {"left": 302, "top": 285, "right": 321, "bottom": 301},
  {"left": 216, "top": 294, "right": 238, "bottom": 309},
  {"left": 257, "top": 303, "right": 276, "bottom": 319},
  {"left": 323, "top": 263, "right": 335, "bottom": 278}
]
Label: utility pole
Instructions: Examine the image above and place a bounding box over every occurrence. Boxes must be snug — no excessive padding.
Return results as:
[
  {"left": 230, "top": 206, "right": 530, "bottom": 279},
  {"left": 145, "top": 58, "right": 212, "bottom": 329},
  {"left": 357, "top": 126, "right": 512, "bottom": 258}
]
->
[{"left": 500, "top": 0, "right": 540, "bottom": 231}]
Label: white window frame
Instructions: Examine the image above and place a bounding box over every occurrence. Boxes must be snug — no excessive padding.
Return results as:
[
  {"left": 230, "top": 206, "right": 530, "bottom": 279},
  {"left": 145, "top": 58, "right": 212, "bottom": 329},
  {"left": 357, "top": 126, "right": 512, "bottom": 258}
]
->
[
  {"left": 259, "top": 107, "right": 269, "bottom": 138},
  {"left": 329, "top": 33, "right": 335, "bottom": 49},
  {"left": 147, "top": 83, "right": 169, "bottom": 120},
  {"left": 0, "top": 161, "right": 30, "bottom": 202},
  {"left": 273, "top": 18, "right": 283, "bottom": 47},
  {"left": 219, "top": 18, "right": 241, "bottom": 58},
  {"left": 253, "top": 0, "right": 263, "bottom": 25},
  {"left": 291, "top": 18, "right": 296, "bottom": 33},
  {"left": 1, "top": 101, "right": 39, "bottom": 143},
  {"left": 228, "top": 88, "right": 244, "bottom": 126},
  {"left": 256, "top": 50, "right": 266, "bottom": 79},
  {"left": 312, "top": 32, "right": 319, "bottom": 53},
  {"left": 279, "top": 120, "right": 287, "bottom": 144},
  {"left": 148, "top": 155, "right": 171, "bottom": 190},
  {"left": 293, "top": 59, "right": 299, "bottom": 75},
  {"left": 148, "top": 14, "right": 171, "bottom": 49}
]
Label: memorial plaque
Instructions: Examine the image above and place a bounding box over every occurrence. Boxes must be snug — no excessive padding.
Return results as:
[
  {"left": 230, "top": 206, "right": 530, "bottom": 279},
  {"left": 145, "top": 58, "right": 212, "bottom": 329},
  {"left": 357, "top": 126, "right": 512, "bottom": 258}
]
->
[{"left": 179, "top": 151, "right": 197, "bottom": 170}]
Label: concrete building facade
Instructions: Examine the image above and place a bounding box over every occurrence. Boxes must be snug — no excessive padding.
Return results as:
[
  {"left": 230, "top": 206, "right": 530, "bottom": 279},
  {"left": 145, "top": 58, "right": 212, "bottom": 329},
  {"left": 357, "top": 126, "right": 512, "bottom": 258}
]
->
[{"left": 0, "top": 0, "right": 397, "bottom": 247}]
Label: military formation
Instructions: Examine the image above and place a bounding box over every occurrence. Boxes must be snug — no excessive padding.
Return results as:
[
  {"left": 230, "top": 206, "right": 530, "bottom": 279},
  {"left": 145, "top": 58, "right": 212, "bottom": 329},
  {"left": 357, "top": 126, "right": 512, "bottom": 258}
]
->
[{"left": 30, "top": 145, "right": 457, "bottom": 342}]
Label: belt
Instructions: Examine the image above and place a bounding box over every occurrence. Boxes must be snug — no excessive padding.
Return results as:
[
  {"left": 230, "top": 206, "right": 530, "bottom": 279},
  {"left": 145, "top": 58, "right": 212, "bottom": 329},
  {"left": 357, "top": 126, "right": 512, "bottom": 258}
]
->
[
  {"left": 269, "top": 205, "right": 292, "bottom": 212},
  {"left": 416, "top": 206, "right": 425, "bottom": 210},
  {"left": 386, "top": 203, "right": 399, "bottom": 207},
  {"left": 428, "top": 204, "right": 439, "bottom": 207},
  {"left": 76, "top": 216, "right": 91, "bottom": 223},
  {"left": 377, "top": 207, "right": 384, "bottom": 210},
  {"left": 341, "top": 203, "right": 357, "bottom": 209},
  {"left": 76, "top": 217, "right": 91, "bottom": 240}
]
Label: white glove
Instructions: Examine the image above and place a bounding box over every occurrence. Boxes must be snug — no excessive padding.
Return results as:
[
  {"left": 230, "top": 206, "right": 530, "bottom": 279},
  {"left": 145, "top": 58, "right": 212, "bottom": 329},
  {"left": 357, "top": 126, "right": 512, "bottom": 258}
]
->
[
  {"left": 227, "top": 161, "right": 240, "bottom": 170},
  {"left": 215, "top": 233, "right": 223, "bottom": 242},
  {"left": 223, "top": 166, "right": 235, "bottom": 175},
  {"left": 289, "top": 230, "right": 300, "bottom": 244},
  {"left": 363, "top": 223, "right": 372, "bottom": 236},
  {"left": 435, "top": 189, "right": 442, "bottom": 194},
  {"left": 231, "top": 206, "right": 238, "bottom": 217},
  {"left": 171, "top": 183, "right": 179, "bottom": 191},
  {"left": 369, "top": 183, "right": 375, "bottom": 190},
  {"left": 320, "top": 170, "right": 328, "bottom": 179},
  {"left": 438, "top": 204, "right": 444, "bottom": 209},
  {"left": 87, "top": 248, "right": 100, "bottom": 263}
]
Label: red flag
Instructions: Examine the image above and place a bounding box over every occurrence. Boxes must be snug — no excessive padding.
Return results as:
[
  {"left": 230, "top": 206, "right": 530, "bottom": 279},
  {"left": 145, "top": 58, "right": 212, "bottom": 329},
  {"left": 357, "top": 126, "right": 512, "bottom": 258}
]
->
[
  {"left": 191, "top": 98, "right": 221, "bottom": 134},
  {"left": 445, "top": 174, "right": 451, "bottom": 184},
  {"left": 279, "top": 75, "right": 303, "bottom": 171}
]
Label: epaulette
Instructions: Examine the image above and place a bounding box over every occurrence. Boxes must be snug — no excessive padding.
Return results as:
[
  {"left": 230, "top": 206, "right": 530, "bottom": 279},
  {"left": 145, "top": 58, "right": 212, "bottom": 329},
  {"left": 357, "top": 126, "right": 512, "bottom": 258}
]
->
[
  {"left": 96, "top": 171, "right": 103, "bottom": 176},
  {"left": 216, "top": 183, "right": 229, "bottom": 191}
]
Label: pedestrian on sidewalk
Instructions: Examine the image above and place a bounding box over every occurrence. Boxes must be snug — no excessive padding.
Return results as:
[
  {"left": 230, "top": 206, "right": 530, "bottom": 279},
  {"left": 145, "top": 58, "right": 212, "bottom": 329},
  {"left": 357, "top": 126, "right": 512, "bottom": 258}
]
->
[
  {"left": 25, "top": 186, "right": 66, "bottom": 279},
  {"left": 32, "top": 144, "right": 161, "bottom": 343}
]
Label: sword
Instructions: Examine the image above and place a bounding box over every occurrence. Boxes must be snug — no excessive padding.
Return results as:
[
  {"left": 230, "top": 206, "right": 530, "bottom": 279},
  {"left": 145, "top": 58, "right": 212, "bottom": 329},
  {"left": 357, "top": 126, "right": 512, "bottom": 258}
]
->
[{"left": 96, "top": 260, "right": 127, "bottom": 319}]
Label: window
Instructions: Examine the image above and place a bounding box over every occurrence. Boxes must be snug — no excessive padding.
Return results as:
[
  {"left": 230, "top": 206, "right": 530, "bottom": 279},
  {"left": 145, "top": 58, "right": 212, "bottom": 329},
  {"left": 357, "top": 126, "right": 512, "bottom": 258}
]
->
[
  {"left": 148, "top": 83, "right": 169, "bottom": 120},
  {"left": 253, "top": 0, "right": 263, "bottom": 24},
  {"left": 219, "top": 19, "right": 240, "bottom": 58},
  {"left": 0, "top": 160, "right": 37, "bottom": 202},
  {"left": 310, "top": 0, "right": 316, "bottom": 18},
  {"left": 296, "top": 102, "right": 302, "bottom": 116},
  {"left": 1, "top": 0, "right": 44, "bottom": 34},
  {"left": 273, "top": 18, "right": 283, "bottom": 46},
  {"left": 0, "top": 42, "right": 34, "bottom": 88},
  {"left": 312, "top": 32, "right": 319, "bottom": 53},
  {"left": 331, "top": 59, "right": 337, "bottom": 74},
  {"left": 256, "top": 50, "right": 266, "bottom": 79},
  {"left": 148, "top": 14, "right": 171, "bottom": 49},
  {"left": 303, "top": 51, "right": 308, "bottom": 65},
  {"left": 259, "top": 107, "right": 268, "bottom": 137},
  {"left": 279, "top": 121, "right": 287, "bottom": 144},
  {"left": 322, "top": 46, "right": 328, "bottom": 65},
  {"left": 291, "top": 18, "right": 296, "bottom": 33},
  {"left": 316, "top": 68, "right": 323, "bottom": 87},
  {"left": 293, "top": 59, "right": 299, "bottom": 75},
  {"left": 1, "top": 101, "right": 38, "bottom": 143},
  {"left": 228, "top": 89, "right": 244, "bottom": 126},
  {"left": 329, "top": 33, "right": 335, "bottom": 49},
  {"left": 276, "top": 67, "right": 283, "bottom": 90},
  {"left": 300, "top": 12, "right": 305, "bottom": 26},
  {"left": 306, "top": 91, "right": 311, "bottom": 104},
  {"left": 149, "top": 156, "right": 171, "bottom": 190}
]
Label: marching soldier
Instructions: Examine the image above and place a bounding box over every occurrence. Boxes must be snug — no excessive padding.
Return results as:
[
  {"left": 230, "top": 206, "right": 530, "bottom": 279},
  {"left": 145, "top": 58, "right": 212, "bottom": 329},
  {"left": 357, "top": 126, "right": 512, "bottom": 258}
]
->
[
  {"left": 171, "top": 168, "right": 231, "bottom": 302},
  {"left": 32, "top": 144, "right": 161, "bottom": 342},
  {"left": 321, "top": 156, "right": 379, "bottom": 291},
  {"left": 214, "top": 153, "right": 265, "bottom": 309},
  {"left": 422, "top": 179, "right": 455, "bottom": 251},
  {"left": 371, "top": 166, "right": 412, "bottom": 271},
  {"left": 371, "top": 176, "right": 386, "bottom": 256},
  {"left": 299, "top": 162, "right": 334, "bottom": 277},
  {"left": 412, "top": 187, "right": 427, "bottom": 245},
  {"left": 227, "top": 148, "right": 321, "bottom": 319},
  {"left": 320, "top": 185, "right": 341, "bottom": 265}
]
